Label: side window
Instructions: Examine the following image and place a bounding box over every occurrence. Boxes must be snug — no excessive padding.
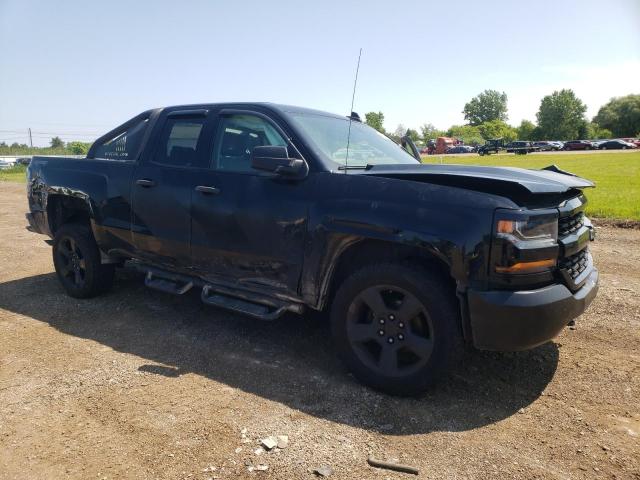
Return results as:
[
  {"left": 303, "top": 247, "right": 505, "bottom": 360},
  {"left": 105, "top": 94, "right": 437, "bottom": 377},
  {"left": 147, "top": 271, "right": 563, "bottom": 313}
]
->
[
  {"left": 93, "top": 118, "right": 148, "bottom": 160},
  {"left": 154, "top": 118, "right": 205, "bottom": 167},
  {"left": 213, "top": 114, "right": 287, "bottom": 173}
]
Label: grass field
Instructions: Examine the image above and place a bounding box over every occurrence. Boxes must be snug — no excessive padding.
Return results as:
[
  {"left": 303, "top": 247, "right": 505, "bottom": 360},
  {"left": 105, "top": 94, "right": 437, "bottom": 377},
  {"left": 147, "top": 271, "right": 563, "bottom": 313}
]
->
[
  {"left": 0, "top": 165, "right": 27, "bottom": 183},
  {"left": 429, "top": 151, "right": 640, "bottom": 221},
  {"left": 2, "top": 152, "right": 639, "bottom": 220}
]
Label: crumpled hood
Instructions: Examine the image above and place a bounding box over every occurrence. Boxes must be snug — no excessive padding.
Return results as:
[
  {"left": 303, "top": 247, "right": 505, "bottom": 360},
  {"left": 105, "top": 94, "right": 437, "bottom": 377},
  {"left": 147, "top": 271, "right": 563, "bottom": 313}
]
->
[{"left": 360, "top": 163, "right": 594, "bottom": 194}]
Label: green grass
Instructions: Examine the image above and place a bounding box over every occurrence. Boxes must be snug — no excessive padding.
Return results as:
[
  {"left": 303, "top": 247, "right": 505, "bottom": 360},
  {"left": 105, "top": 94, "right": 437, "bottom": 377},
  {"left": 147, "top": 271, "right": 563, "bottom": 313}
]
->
[
  {"left": 2, "top": 152, "right": 639, "bottom": 220},
  {"left": 0, "top": 164, "right": 27, "bottom": 183},
  {"left": 425, "top": 151, "right": 640, "bottom": 221}
]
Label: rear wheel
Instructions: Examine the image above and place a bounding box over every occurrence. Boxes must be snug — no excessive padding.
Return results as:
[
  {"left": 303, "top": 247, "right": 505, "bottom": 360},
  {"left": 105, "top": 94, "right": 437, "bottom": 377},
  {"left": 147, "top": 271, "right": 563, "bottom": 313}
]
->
[
  {"left": 53, "top": 223, "right": 115, "bottom": 298},
  {"left": 330, "top": 263, "right": 463, "bottom": 395}
]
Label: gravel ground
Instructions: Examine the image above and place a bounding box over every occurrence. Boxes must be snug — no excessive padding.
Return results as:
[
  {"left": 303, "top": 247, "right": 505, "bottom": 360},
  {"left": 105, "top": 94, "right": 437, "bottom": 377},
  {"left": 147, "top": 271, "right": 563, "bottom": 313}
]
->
[{"left": 1, "top": 181, "right": 639, "bottom": 479}]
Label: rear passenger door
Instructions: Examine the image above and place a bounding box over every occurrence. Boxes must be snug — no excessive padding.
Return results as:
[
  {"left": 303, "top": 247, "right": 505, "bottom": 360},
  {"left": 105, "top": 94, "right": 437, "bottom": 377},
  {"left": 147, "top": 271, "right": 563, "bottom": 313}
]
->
[{"left": 131, "top": 110, "right": 211, "bottom": 269}]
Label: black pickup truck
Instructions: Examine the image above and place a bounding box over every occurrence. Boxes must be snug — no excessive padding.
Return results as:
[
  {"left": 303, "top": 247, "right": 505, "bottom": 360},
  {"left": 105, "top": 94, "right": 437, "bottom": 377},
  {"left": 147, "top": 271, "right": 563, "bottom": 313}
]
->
[{"left": 26, "top": 103, "right": 599, "bottom": 395}]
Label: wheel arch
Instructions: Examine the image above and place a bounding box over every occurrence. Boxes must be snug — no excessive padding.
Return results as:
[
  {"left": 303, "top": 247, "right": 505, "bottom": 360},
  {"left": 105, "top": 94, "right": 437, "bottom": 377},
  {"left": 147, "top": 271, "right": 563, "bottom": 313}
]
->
[
  {"left": 320, "top": 238, "right": 456, "bottom": 310},
  {"left": 46, "top": 193, "right": 94, "bottom": 235}
]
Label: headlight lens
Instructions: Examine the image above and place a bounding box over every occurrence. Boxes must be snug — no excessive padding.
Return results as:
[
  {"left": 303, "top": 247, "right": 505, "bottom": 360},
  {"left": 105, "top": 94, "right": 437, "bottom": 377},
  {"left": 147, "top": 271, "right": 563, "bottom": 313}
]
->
[
  {"left": 492, "top": 210, "right": 559, "bottom": 275},
  {"left": 496, "top": 216, "right": 558, "bottom": 243}
]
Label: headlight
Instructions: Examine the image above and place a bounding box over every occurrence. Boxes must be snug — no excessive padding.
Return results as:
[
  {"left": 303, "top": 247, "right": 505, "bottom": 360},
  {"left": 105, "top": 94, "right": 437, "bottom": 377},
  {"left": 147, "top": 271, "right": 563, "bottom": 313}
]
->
[
  {"left": 492, "top": 210, "right": 559, "bottom": 275},
  {"left": 496, "top": 216, "right": 558, "bottom": 243}
]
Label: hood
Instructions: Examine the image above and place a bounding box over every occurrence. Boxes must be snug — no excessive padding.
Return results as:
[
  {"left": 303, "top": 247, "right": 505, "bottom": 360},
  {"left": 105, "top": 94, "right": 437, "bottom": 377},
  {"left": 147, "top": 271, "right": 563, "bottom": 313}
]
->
[{"left": 360, "top": 163, "right": 594, "bottom": 195}]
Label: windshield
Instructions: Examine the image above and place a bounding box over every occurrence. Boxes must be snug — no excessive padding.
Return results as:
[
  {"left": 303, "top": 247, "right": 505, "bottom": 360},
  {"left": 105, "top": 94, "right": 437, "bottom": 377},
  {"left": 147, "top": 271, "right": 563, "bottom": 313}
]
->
[{"left": 288, "top": 113, "right": 419, "bottom": 168}]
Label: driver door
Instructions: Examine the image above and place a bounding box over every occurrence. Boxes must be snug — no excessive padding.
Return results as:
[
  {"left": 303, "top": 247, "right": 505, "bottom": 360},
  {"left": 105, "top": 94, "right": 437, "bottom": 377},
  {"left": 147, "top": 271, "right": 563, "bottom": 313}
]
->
[{"left": 190, "top": 110, "right": 312, "bottom": 296}]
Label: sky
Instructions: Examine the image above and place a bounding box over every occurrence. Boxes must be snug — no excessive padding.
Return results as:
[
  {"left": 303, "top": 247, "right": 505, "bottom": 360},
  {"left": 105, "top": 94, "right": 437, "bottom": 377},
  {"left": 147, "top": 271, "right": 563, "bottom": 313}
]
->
[{"left": 0, "top": 0, "right": 638, "bottom": 146}]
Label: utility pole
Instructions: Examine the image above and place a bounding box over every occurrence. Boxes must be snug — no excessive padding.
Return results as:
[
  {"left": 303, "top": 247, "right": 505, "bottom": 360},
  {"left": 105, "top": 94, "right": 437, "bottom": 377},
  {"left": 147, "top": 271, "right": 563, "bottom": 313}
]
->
[{"left": 28, "top": 128, "right": 33, "bottom": 148}]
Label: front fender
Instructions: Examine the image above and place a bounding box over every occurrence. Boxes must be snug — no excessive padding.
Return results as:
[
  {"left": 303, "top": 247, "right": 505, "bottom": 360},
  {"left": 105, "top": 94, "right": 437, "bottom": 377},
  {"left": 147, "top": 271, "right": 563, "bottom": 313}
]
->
[{"left": 300, "top": 173, "right": 499, "bottom": 309}]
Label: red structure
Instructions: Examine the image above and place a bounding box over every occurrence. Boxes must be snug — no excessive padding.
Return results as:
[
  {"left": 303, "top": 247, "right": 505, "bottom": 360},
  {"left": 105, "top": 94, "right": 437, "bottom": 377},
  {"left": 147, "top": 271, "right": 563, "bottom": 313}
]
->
[{"left": 435, "top": 136, "right": 456, "bottom": 154}]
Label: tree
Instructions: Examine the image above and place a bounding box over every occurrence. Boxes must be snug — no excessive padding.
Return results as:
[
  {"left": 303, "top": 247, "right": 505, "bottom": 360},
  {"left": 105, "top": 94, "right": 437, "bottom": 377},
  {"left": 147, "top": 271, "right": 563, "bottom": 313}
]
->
[
  {"left": 478, "top": 120, "right": 517, "bottom": 142},
  {"left": 419, "top": 123, "right": 446, "bottom": 142},
  {"left": 67, "top": 141, "right": 91, "bottom": 155},
  {"left": 50, "top": 136, "right": 65, "bottom": 148},
  {"left": 593, "top": 94, "right": 640, "bottom": 138},
  {"left": 584, "top": 122, "right": 613, "bottom": 140},
  {"left": 536, "top": 89, "right": 587, "bottom": 140},
  {"left": 516, "top": 120, "right": 536, "bottom": 140},
  {"left": 393, "top": 124, "right": 407, "bottom": 138},
  {"left": 446, "top": 125, "right": 484, "bottom": 145},
  {"left": 364, "top": 111, "right": 385, "bottom": 133},
  {"left": 405, "top": 128, "right": 420, "bottom": 142},
  {"left": 463, "top": 90, "right": 508, "bottom": 126}
]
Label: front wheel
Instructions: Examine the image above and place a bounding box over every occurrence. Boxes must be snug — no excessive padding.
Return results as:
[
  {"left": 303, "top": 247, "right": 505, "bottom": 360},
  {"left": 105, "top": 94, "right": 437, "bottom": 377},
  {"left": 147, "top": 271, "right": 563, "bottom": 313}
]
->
[
  {"left": 53, "top": 223, "right": 115, "bottom": 298},
  {"left": 330, "top": 263, "right": 463, "bottom": 395}
]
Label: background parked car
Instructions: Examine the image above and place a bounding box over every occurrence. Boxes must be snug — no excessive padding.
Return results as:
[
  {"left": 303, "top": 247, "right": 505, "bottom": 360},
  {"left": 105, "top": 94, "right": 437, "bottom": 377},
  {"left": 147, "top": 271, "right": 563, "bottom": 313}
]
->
[
  {"left": 621, "top": 138, "right": 640, "bottom": 148},
  {"left": 0, "top": 157, "right": 16, "bottom": 169},
  {"left": 533, "top": 141, "right": 557, "bottom": 151},
  {"left": 598, "top": 139, "right": 637, "bottom": 150},
  {"left": 445, "top": 145, "right": 474, "bottom": 154},
  {"left": 563, "top": 140, "right": 593, "bottom": 151}
]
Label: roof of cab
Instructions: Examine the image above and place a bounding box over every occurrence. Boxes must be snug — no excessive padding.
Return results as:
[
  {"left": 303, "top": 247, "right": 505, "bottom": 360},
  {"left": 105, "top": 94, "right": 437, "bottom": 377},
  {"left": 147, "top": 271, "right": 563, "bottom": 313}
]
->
[{"left": 161, "top": 102, "right": 347, "bottom": 120}]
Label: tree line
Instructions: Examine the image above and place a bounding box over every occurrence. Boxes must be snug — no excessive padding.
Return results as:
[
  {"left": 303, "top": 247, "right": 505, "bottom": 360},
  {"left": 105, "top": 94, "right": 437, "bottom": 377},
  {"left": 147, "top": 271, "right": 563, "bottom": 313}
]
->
[
  {"left": 0, "top": 137, "right": 92, "bottom": 156},
  {"left": 365, "top": 91, "right": 640, "bottom": 145}
]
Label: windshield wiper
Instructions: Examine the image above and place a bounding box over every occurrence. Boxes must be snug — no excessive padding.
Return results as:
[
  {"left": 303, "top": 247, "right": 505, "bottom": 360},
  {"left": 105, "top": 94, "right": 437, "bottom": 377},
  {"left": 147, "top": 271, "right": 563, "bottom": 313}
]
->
[{"left": 337, "top": 164, "right": 374, "bottom": 170}]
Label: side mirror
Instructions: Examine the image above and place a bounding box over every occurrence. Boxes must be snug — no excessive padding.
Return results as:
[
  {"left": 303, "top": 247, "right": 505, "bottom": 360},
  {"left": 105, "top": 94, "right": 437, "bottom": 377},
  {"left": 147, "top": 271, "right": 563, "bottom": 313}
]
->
[{"left": 251, "top": 145, "right": 306, "bottom": 177}]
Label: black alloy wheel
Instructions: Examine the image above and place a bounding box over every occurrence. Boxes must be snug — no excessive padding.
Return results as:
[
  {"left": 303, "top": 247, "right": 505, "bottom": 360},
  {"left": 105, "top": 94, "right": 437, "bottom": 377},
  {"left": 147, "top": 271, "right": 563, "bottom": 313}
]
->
[
  {"left": 330, "top": 263, "right": 463, "bottom": 395},
  {"left": 56, "top": 235, "right": 87, "bottom": 288},
  {"left": 345, "top": 285, "right": 434, "bottom": 377},
  {"left": 52, "top": 223, "right": 115, "bottom": 298}
]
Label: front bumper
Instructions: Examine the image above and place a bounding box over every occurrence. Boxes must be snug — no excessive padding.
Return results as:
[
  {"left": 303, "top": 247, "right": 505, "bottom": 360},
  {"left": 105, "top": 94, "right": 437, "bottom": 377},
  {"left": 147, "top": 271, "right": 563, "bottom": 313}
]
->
[{"left": 467, "top": 268, "right": 598, "bottom": 351}]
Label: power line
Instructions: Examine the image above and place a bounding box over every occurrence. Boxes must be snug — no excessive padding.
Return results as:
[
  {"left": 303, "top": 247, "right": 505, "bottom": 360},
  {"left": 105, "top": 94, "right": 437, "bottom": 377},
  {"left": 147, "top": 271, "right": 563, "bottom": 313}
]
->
[
  {"left": 0, "top": 129, "right": 102, "bottom": 136},
  {"left": 25, "top": 121, "right": 114, "bottom": 128}
]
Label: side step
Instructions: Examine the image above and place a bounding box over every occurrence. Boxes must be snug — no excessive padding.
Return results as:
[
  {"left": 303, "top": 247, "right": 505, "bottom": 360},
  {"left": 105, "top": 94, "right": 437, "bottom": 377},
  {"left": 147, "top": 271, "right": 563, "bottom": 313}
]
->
[
  {"left": 201, "top": 285, "right": 296, "bottom": 320},
  {"left": 132, "top": 261, "right": 304, "bottom": 320},
  {"left": 145, "top": 271, "right": 193, "bottom": 295}
]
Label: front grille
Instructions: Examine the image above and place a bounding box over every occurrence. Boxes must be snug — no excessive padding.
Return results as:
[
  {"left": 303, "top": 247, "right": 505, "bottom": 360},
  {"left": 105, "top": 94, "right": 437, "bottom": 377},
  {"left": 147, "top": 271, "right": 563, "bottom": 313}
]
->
[
  {"left": 559, "top": 249, "right": 589, "bottom": 280},
  {"left": 559, "top": 211, "right": 584, "bottom": 236}
]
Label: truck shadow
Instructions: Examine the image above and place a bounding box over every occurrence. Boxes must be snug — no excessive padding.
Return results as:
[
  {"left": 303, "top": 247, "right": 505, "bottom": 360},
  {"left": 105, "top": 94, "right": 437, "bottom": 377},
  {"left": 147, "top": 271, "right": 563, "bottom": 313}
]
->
[{"left": 0, "top": 269, "right": 559, "bottom": 435}]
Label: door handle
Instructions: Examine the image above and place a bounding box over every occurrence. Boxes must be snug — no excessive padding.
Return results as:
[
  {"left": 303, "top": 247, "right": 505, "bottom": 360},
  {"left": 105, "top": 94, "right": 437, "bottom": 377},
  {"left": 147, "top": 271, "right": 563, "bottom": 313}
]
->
[
  {"left": 195, "top": 185, "right": 220, "bottom": 195},
  {"left": 136, "top": 178, "right": 156, "bottom": 188}
]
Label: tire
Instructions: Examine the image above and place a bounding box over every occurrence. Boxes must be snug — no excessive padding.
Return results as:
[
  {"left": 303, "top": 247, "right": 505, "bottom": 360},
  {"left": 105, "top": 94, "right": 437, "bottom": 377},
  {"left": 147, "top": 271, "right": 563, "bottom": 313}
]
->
[
  {"left": 52, "top": 223, "right": 115, "bottom": 298},
  {"left": 330, "top": 263, "right": 463, "bottom": 395}
]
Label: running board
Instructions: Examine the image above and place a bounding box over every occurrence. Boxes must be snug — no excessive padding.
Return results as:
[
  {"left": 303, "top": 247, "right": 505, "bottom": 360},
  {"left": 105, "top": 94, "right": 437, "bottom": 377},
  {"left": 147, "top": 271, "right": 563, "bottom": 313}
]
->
[
  {"left": 145, "top": 271, "right": 193, "bottom": 295},
  {"left": 201, "top": 285, "right": 292, "bottom": 320}
]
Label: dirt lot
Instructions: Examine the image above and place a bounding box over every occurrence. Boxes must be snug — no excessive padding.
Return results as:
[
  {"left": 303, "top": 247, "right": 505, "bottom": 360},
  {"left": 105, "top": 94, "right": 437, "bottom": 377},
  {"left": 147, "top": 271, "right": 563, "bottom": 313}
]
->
[{"left": 1, "top": 181, "right": 639, "bottom": 480}]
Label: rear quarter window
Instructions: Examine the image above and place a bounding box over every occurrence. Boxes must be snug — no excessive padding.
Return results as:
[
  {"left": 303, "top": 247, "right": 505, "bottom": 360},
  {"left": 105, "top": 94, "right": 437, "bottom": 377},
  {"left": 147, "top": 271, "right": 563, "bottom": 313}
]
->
[{"left": 92, "top": 119, "right": 149, "bottom": 161}]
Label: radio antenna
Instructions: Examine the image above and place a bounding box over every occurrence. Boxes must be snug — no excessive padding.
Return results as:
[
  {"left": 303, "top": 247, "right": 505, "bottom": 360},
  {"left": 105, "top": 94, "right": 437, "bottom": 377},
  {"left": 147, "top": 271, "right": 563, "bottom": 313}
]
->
[{"left": 344, "top": 48, "right": 362, "bottom": 173}]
